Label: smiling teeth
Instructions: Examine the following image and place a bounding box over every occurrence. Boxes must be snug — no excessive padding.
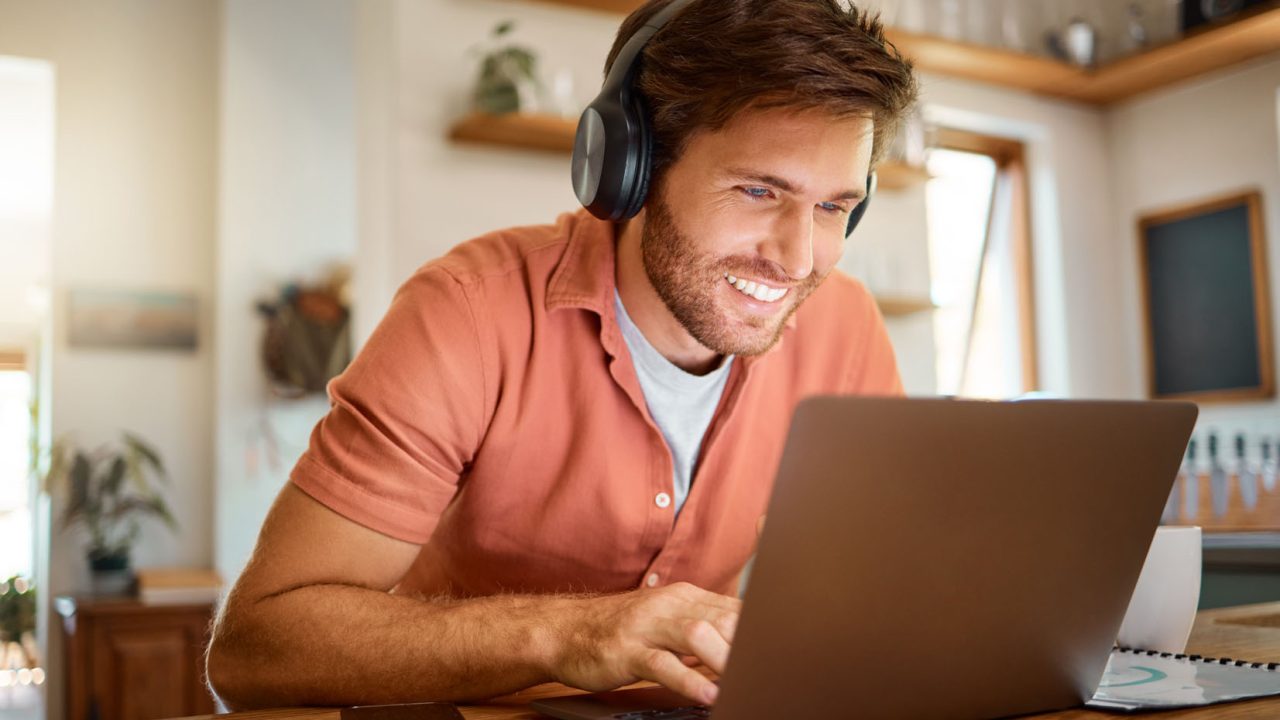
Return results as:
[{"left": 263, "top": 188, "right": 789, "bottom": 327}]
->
[{"left": 724, "top": 273, "right": 788, "bottom": 303}]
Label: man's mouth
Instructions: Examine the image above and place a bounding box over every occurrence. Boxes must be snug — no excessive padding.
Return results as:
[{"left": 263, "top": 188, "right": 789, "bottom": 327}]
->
[{"left": 724, "top": 273, "right": 789, "bottom": 303}]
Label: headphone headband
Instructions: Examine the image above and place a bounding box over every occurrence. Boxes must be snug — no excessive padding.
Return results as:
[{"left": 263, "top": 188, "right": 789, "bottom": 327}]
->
[{"left": 598, "top": 0, "right": 695, "bottom": 99}]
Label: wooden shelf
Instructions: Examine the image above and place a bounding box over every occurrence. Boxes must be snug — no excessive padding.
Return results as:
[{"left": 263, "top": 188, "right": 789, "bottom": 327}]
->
[
  {"left": 529, "top": 0, "right": 639, "bottom": 11},
  {"left": 448, "top": 112, "right": 929, "bottom": 189},
  {"left": 527, "top": 0, "right": 1280, "bottom": 105},
  {"left": 876, "top": 162, "right": 931, "bottom": 190},
  {"left": 0, "top": 350, "right": 24, "bottom": 371},
  {"left": 449, "top": 112, "right": 577, "bottom": 153},
  {"left": 1074, "top": 6, "right": 1280, "bottom": 104},
  {"left": 874, "top": 295, "right": 937, "bottom": 317}
]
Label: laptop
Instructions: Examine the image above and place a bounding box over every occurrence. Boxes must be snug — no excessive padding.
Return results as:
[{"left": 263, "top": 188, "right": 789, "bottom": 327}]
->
[{"left": 532, "top": 396, "right": 1198, "bottom": 720}]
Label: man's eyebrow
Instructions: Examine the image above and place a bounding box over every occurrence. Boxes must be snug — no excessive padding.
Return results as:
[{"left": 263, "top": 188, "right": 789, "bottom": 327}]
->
[
  {"left": 725, "top": 168, "right": 800, "bottom": 193},
  {"left": 724, "top": 167, "right": 866, "bottom": 203}
]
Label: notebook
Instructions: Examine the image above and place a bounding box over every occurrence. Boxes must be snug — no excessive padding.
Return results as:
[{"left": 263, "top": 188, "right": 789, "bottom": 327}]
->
[{"left": 1088, "top": 647, "right": 1280, "bottom": 712}]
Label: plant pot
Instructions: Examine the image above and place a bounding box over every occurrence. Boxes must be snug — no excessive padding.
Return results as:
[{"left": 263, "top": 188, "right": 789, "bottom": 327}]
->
[{"left": 88, "top": 552, "right": 134, "bottom": 597}]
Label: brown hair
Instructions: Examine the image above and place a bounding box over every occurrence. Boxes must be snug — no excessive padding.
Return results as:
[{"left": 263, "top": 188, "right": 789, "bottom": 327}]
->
[{"left": 606, "top": 0, "right": 918, "bottom": 184}]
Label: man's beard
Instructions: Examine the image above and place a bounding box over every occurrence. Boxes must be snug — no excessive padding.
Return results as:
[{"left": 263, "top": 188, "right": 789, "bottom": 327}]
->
[{"left": 640, "top": 194, "right": 825, "bottom": 357}]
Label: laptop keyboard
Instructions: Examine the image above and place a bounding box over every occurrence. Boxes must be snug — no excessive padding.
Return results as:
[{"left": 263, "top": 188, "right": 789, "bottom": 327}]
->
[{"left": 612, "top": 707, "right": 711, "bottom": 720}]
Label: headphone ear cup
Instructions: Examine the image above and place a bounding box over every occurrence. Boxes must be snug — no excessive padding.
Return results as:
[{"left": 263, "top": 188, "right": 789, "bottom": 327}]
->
[
  {"left": 845, "top": 199, "right": 868, "bottom": 238},
  {"left": 573, "top": 94, "right": 651, "bottom": 221},
  {"left": 619, "top": 93, "right": 653, "bottom": 220},
  {"left": 845, "top": 173, "right": 877, "bottom": 238}
]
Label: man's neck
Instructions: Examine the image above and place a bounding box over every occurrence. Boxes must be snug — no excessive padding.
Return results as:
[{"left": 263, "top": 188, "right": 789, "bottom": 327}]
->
[{"left": 615, "top": 215, "right": 724, "bottom": 376}]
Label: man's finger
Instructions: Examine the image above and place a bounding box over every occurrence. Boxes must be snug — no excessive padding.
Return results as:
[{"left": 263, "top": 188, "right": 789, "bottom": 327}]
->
[
  {"left": 691, "top": 602, "right": 742, "bottom": 640},
  {"left": 634, "top": 649, "right": 719, "bottom": 705},
  {"left": 658, "top": 617, "right": 732, "bottom": 676},
  {"left": 664, "top": 586, "right": 740, "bottom": 643},
  {"left": 681, "top": 584, "right": 742, "bottom": 615}
]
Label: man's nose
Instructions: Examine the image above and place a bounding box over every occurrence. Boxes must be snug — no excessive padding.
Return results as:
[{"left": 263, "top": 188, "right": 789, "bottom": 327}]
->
[{"left": 762, "top": 205, "right": 815, "bottom": 281}]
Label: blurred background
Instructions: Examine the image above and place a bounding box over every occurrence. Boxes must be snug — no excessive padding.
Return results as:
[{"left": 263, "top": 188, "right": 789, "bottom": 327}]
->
[{"left": 0, "top": 0, "right": 1278, "bottom": 718}]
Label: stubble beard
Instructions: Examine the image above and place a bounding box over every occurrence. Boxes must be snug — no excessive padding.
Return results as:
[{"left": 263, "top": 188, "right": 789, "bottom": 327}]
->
[{"left": 640, "top": 194, "right": 825, "bottom": 357}]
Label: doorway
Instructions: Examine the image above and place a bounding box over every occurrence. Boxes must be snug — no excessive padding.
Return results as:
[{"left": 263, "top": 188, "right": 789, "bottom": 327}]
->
[{"left": 0, "top": 55, "right": 54, "bottom": 718}]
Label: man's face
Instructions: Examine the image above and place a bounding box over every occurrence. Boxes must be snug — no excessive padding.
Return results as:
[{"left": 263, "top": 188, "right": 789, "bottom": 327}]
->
[{"left": 641, "top": 106, "right": 875, "bottom": 357}]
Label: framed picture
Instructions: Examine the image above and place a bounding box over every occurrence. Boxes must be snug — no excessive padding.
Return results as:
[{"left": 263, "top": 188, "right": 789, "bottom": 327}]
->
[
  {"left": 1137, "top": 190, "right": 1273, "bottom": 402},
  {"left": 67, "top": 289, "right": 199, "bottom": 351}
]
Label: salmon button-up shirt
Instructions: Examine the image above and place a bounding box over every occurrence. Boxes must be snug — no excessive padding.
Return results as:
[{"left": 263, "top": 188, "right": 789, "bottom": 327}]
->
[{"left": 291, "top": 209, "right": 903, "bottom": 599}]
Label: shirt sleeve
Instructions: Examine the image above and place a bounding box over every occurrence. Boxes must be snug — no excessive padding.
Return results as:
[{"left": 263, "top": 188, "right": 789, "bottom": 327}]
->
[
  {"left": 290, "top": 265, "right": 489, "bottom": 544},
  {"left": 844, "top": 283, "right": 906, "bottom": 397}
]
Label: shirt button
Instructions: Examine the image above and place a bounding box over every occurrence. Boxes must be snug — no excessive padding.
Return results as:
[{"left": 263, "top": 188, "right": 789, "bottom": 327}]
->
[
  {"left": 646, "top": 573, "right": 660, "bottom": 587},
  {"left": 655, "top": 492, "right": 672, "bottom": 509}
]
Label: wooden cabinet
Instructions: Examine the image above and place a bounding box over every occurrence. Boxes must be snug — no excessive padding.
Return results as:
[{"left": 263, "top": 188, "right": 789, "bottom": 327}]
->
[{"left": 55, "top": 597, "right": 217, "bottom": 720}]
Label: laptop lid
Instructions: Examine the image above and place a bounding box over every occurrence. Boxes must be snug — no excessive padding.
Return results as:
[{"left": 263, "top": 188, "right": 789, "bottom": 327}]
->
[{"left": 710, "top": 396, "right": 1197, "bottom": 720}]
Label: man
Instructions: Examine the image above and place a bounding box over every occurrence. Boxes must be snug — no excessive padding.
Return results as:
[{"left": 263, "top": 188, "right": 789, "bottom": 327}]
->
[{"left": 207, "top": 0, "right": 917, "bottom": 709}]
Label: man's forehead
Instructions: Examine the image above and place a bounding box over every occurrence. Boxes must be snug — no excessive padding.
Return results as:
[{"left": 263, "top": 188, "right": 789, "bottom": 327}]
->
[
  {"left": 690, "top": 109, "right": 873, "bottom": 195},
  {"left": 715, "top": 105, "right": 875, "bottom": 143},
  {"left": 691, "top": 107, "right": 875, "bottom": 169}
]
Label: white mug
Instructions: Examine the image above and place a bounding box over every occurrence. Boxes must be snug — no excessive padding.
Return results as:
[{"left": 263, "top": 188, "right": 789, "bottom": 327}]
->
[{"left": 1117, "top": 526, "right": 1202, "bottom": 653}]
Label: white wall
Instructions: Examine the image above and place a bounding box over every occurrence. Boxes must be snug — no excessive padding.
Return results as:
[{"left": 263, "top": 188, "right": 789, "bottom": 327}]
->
[
  {"left": 390, "top": 0, "right": 619, "bottom": 277},
  {"left": 0, "top": 57, "right": 54, "bottom": 333},
  {"left": 214, "top": 0, "right": 359, "bottom": 583},
  {"left": 841, "top": 185, "right": 937, "bottom": 394},
  {"left": 0, "top": 2, "right": 220, "bottom": 717},
  {"left": 1108, "top": 56, "right": 1280, "bottom": 439},
  {"left": 354, "top": 0, "right": 399, "bottom": 345}
]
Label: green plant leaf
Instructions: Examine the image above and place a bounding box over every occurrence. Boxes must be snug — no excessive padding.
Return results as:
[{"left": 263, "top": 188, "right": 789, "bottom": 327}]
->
[
  {"left": 506, "top": 47, "right": 537, "bottom": 79},
  {"left": 493, "top": 20, "right": 515, "bottom": 37},
  {"left": 109, "top": 496, "right": 179, "bottom": 533},
  {"left": 102, "top": 456, "right": 127, "bottom": 498},
  {"left": 124, "top": 432, "right": 167, "bottom": 477},
  {"left": 59, "top": 452, "right": 93, "bottom": 530}
]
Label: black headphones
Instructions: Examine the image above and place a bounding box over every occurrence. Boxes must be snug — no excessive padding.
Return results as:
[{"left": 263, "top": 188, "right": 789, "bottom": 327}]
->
[{"left": 570, "top": 0, "right": 875, "bottom": 238}]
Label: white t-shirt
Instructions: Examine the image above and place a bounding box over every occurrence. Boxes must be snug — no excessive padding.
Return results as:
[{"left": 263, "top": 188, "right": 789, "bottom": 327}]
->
[{"left": 614, "top": 290, "right": 734, "bottom": 515}]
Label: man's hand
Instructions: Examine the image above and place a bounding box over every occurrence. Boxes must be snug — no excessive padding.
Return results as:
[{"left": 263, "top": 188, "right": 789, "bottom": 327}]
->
[{"left": 550, "top": 582, "right": 740, "bottom": 705}]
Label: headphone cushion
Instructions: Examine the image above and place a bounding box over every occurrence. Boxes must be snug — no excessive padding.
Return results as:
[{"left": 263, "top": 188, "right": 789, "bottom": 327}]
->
[{"left": 623, "top": 95, "right": 653, "bottom": 219}]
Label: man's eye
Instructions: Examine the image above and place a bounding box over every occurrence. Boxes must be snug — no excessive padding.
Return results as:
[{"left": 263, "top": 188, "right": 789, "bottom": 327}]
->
[
  {"left": 818, "top": 202, "right": 845, "bottom": 213},
  {"left": 742, "top": 187, "right": 771, "bottom": 199}
]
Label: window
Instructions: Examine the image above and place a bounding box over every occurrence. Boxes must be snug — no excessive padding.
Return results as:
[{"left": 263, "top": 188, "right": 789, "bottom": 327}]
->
[
  {"left": 926, "top": 129, "right": 1036, "bottom": 398},
  {"left": 0, "top": 357, "right": 33, "bottom": 582},
  {"left": 0, "top": 54, "right": 52, "bottom": 701}
]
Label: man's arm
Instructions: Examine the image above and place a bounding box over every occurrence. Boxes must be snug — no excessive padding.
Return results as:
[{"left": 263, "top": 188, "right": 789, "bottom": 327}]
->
[{"left": 206, "top": 483, "right": 738, "bottom": 709}]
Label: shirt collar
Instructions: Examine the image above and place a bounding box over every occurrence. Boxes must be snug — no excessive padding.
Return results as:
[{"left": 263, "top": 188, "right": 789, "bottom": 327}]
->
[{"left": 545, "top": 209, "right": 618, "bottom": 317}]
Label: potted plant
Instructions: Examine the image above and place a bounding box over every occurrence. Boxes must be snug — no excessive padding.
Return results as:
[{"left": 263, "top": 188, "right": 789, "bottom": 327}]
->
[
  {"left": 44, "top": 433, "right": 178, "bottom": 594},
  {"left": 471, "top": 20, "right": 542, "bottom": 115}
]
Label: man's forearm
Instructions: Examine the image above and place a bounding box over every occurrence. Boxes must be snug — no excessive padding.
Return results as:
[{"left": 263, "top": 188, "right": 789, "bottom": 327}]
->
[{"left": 207, "top": 583, "right": 571, "bottom": 709}]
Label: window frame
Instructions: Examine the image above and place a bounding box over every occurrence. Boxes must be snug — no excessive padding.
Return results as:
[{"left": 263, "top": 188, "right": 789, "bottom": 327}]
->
[{"left": 932, "top": 127, "right": 1039, "bottom": 395}]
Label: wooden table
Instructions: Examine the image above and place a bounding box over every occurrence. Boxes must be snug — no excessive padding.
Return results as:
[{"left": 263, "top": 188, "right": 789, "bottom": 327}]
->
[{"left": 181, "top": 602, "right": 1280, "bottom": 720}]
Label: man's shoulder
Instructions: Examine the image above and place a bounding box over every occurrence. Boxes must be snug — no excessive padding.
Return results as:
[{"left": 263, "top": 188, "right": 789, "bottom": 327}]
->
[
  {"left": 798, "top": 268, "right": 881, "bottom": 327},
  {"left": 427, "top": 211, "right": 588, "bottom": 287}
]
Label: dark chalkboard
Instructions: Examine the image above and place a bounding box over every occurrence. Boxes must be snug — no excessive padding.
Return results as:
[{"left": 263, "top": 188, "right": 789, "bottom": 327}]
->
[{"left": 1138, "top": 191, "right": 1274, "bottom": 401}]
